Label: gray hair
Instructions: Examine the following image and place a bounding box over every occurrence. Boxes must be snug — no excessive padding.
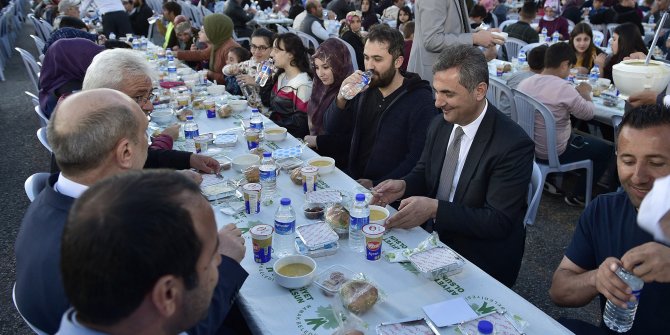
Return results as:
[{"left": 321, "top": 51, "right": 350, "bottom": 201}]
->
[
  {"left": 47, "top": 100, "right": 140, "bottom": 175},
  {"left": 432, "top": 44, "right": 489, "bottom": 92},
  {"left": 83, "top": 49, "right": 156, "bottom": 91}
]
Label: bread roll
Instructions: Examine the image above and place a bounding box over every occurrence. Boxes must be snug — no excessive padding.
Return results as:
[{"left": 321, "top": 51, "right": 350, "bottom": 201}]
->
[{"left": 340, "top": 280, "right": 378, "bottom": 314}]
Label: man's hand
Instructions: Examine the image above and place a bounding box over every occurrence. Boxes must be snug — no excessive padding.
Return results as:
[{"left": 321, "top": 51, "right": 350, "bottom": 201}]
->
[
  {"left": 624, "top": 52, "right": 647, "bottom": 60},
  {"left": 236, "top": 74, "right": 256, "bottom": 87},
  {"left": 304, "top": 135, "right": 317, "bottom": 148},
  {"left": 160, "top": 123, "right": 180, "bottom": 140},
  {"left": 177, "top": 169, "right": 203, "bottom": 185},
  {"left": 621, "top": 242, "right": 670, "bottom": 283},
  {"left": 628, "top": 90, "right": 659, "bottom": 108},
  {"left": 190, "top": 154, "right": 221, "bottom": 174},
  {"left": 357, "top": 179, "right": 373, "bottom": 190},
  {"left": 218, "top": 224, "right": 246, "bottom": 263},
  {"left": 385, "top": 196, "right": 438, "bottom": 229},
  {"left": 336, "top": 70, "right": 368, "bottom": 108},
  {"left": 595, "top": 257, "right": 635, "bottom": 308},
  {"left": 575, "top": 82, "right": 593, "bottom": 101},
  {"left": 472, "top": 30, "right": 504, "bottom": 48},
  {"left": 370, "top": 179, "right": 406, "bottom": 206}
]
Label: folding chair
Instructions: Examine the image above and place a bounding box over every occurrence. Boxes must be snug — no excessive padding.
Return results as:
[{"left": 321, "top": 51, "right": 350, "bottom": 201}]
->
[
  {"left": 35, "top": 105, "right": 48, "bottom": 127},
  {"left": 498, "top": 19, "right": 517, "bottom": 32},
  {"left": 37, "top": 127, "right": 52, "bottom": 152},
  {"left": 15, "top": 47, "right": 40, "bottom": 93},
  {"left": 30, "top": 34, "right": 45, "bottom": 58},
  {"left": 13, "top": 282, "right": 49, "bottom": 334},
  {"left": 487, "top": 77, "right": 517, "bottom": 121},
  {"left": 501, "top": 37, "right": 527, "bottom": 61},
  {"left": 295, "top": 31, "right": 318, "bottom": 50}
]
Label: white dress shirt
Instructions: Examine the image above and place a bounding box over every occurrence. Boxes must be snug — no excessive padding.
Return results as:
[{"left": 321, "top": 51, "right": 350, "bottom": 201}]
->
[
  {"left": 445, "top": 99, "right": 488, "bottom": 202},
  {"left": 54, "top": 173, "right": 89, "bottom": 199},
  {"left": 80, "top": 0, "right": 124, "bottom": 16}
]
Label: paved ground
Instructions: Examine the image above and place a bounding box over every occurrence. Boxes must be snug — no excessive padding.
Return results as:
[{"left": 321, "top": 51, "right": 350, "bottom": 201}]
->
[{"left": 0, "top": 21, "right": 600, "bottom": 334}]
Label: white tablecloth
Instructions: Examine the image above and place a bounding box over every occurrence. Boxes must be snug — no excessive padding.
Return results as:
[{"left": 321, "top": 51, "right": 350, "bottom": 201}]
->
[{"left": 173, "top": 106, "right": 573, "bottom": 335}]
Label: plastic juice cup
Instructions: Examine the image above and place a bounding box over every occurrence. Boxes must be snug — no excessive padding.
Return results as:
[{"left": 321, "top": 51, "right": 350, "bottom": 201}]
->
[
  {"left": 177, "top": 95, "right": 190, "bottom": 107},
  {"left": 204, "top": 99, "right": 216, "bottom": 118},
  {"left": 301, "top": 166, "right": 318, "bottom": 193},
  {"left": 245, "top": 129, "right": 261, "bottom": 150},
  {"left": 496, "top": 63, "right": 504, "bottom": 77},
  {"left": 362, "top": 224, "right": 385, "bottom": 261},
  {"left": 250, "top": 224, "right": 273, "bottom": 263},
  {"left": 194, "top": 135, "right": 208, "bottom": 153},
  {"left": 243, "top": 183, "right": 262, "bottom": 215}
]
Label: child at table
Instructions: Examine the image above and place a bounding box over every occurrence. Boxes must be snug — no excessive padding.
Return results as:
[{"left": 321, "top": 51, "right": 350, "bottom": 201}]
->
[{"left": 225, "top": 46, "right": 251, "bottom": 96}]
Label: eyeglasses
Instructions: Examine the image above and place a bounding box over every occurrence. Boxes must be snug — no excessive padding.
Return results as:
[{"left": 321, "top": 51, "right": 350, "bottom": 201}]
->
[
  {"left": 251, "top": 44, "right": 270, "bottom": 51},
  {"left": 133, "top": 93, "right": 156, "bottom": 106}
]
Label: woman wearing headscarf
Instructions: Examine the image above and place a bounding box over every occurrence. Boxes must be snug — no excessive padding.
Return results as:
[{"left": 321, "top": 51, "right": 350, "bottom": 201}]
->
[
  {"left": 537, "top": 0, "right": 569, "bottom": 40},
  {"left": 340, "top": 11, "right": 365, "bottom": 70},
  {"left": 304, "top": 38, "right": 354, "bottom": 169},
  {"left": 175, "top": 13, "right": 240, "bottom": 84},
  {"left": 43, "top": 27, "right": 98, "bottom": 54},
  {"left": 360, "top": 0, "right": 379, "bottom": 31},
  {"left": 39, "top": 38, "right": 103, "bottom": 118}
]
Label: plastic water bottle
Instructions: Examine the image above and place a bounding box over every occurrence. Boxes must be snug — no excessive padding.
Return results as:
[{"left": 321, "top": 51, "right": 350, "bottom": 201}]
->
[
  {"left": 256, "top": 59, "right": 274, "bottom": 87},
  {"left": 109, "top": 32, "right": 116, "bottom": 40},
  {"left": 541, "top": 27, "right": 548, "bottom": 42},
  {"left": 167, "top": 60, "right": 177, "bottom": 81},
  {"left": 184, "top": 115, "right": 199, "bottom": 139},
  {"left": 340, "top": 70, "right": 373, "bottom": 100},
  {"left": 140, "top": 37, "right": 148, "bottom": 50},
  {"left": 589, "top": 65, "right": 600, "bottom": 85},
  {"left": 166, "top": 49, "right": 174, "bottom": 62},
  {"left": 603, "top": 267, "right": 644, "bottom": 333},
  {"left": 349, "top": 194, "right": 369, "bottom": 252},
  {"left": 551, "top": 31, "right": 560, "bottom": 43},
  {"left": 518, "top": 50, "right": 526, "bottom": 66},
  {"left": 649, "top": 15, "right": 655, "bottom": 25},
  {"left": 250, "top": 108, "right": 263, "bottom": 131},
  {"left": 259, "top": 152, "right": 277, "bottom": 198},
  {"left": 274, "top": 198, "right": 296, "bottom": 258},
  {"left": 594, "top": 35, "right": 603, "bottom": 48}
]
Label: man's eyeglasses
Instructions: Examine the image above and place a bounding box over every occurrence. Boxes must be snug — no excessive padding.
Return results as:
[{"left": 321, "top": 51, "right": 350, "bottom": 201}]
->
[
  {"left": 133, "top": 93, "right": 156, "bottom": 106},
  {"left": 251, "top": 44, "right": 270, "bottom": 51}
]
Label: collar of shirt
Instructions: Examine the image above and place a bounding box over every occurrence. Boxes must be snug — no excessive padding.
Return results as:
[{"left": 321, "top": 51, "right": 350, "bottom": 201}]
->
[{"left": 54, "top": 173, "right": 89, "bottom": 199}]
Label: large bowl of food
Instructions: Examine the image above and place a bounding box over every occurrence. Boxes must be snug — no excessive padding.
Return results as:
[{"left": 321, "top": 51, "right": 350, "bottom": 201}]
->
[
  {"left": 273, "top": 255, "right": 317, "bottom": 289},
  {"left": 612, "top": 59, "right": 670, "bottom": 97}
]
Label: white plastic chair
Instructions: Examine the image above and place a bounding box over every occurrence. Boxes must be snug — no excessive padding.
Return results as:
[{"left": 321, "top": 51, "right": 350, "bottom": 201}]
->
[
  {"left": 502, "top": 37, "right": 527, "bottom": 61},
  {"left": 333, "top": 37, "right": 358, "bottom": 71},
  {"left": 506, "top": 13, "right": 520, "bottom": 21},
  {"left": 513, "top": 89, "right": 593, "bottom": 207},
  {"left": 487, "top": 76, "right": 517, "bottom": 121},
  {"left": 232, "top": 31, "right": 250, "bottom": 46},
  {"left": 37, "top": 127, "right": 52, "bottom": 152},
  {"left": 24, "top": 172, "right": 50, "bottom": 202},
  {"left": 567, "top": 19, "right": 575, "bottom": 33},
  {"left": 592, "top": 30, "right": 605, "bottom": 47},
  {"left": 498, "top": 19, "right": 518, "bottom": 32},
  {"left": 15, "top": 47, "right": 40, "bottom": 93},
  {"left": 295, "top": 30, "right": 319, "bottom": 50},
  {"left": 30, "top": 34, "right": 45, "bottom": 58},
  {"left": 277, "top": 24, "right": 289, "bottom": 34},
  {"left": 490, "top": 13, "right": 499, "bottom": 28},
  {"left": 13, "top": 282, "right": 49, "bottom": 334},
  {"left": 25, "top": 91, "right": 39, "bottom": 107},
  {"left": 524, "top": 162, "right": 543, "bottom": 226},
  {"left": 519, "top": 42, "right": 545, "bottom": 54},
  {"left": 606, "top": 23, "right": 619, "bottom": 40},
  {"left": 34, "top": 105, "right": 48, "bottom": 127}
]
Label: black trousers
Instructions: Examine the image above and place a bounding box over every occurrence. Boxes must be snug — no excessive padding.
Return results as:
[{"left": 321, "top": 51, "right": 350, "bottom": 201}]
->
[{"left": 102, "top": 10, "right": 133, "bottom": 37}]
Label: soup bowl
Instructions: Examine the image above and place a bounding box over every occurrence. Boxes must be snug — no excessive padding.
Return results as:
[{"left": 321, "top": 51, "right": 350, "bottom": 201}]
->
[{"left": 273, "top": 255, "right": 317, "bottom": 289}]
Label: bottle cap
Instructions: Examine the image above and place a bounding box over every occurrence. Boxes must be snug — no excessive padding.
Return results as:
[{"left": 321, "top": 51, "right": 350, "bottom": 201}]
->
[
  {"left": 186, "top": 115, "right": 193, "bottom": 120},
  {"left": 355, "top": 194, "right": 365, "bottom": 201},
  {"left": 280, "top": 198, "right": 291, "bottom": 205},
  {"left": 263, "top": 152, "right": 272, "bottom": 157},
  {"left": 477, "top": 320, "right": 493, "bottom": 334}
]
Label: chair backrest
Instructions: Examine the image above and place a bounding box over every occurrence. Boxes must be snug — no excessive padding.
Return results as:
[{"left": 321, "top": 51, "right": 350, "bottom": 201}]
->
[
  {"left": 37, "top": 19, "right": 53, "bottom": 40},
  {"left": 34, "top": 105, "right": 48, "bottom": 127},
  {"left": 567, "top": 19, "right": 575, "bottom": 33},
  {"left": 25, "top": 91, "right": 39, "bottom": 107},
  {"left": 592, "top": 30, "right": 605, "bottom": 47},
  {"left": 13, "top": 282, "right": 49, "bottom": 334},
  {"left": 490, "top": 13, "right": 499, "bottom": 28},
  {"left": 487, "top": 77, "right": 517, "bottom": 121},
  {"left": 503, "top": 37, "right": 527, "bottom": 61},
  {"left": 606, "top": 23, "right": 619, "bottom": 40},
  {"left": 277, "top": 24, "right": 289, "bottom": 34},
  {"left": 519, "top": 42, "right": 544, "bottom": 54},
  {"left": 524, "top": 161, "right": 543, "bottom": 226},
  {"left": 15, "top": 47, "right": 40, "bottom": 93},
  {"left": 506, "top": 13, "right": 520, "bottom": 21},
  {"left": 24, "top": 172, "right": 50, "bottom": 202},
  {"left": 30, "top": 34, "right": 45, "bottom": 57},
  {"left": 332, "top": 37, "right": 358, "bottom": 71},
  {"left": 512, "top": 89, "right": 560, "bottom": 168},
  {"left": 295, "top": 31, "right": 319, "bottom": 50},
  {"left": 498, "top": 19, "right": 517, "bottom": 32},
  {"left": 37, "top": 127, "right": 52, "bottom": 152}
]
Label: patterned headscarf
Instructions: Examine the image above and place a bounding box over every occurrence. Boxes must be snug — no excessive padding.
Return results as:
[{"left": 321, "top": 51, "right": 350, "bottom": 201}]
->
[{"left": 43, "top": 27, "right": 97, "bottom": 54}]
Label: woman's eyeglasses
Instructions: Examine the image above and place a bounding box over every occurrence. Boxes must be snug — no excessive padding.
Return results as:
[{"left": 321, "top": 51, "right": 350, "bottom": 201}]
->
[{"left": 251, "top": 44, "right": 270, "bottom": 51}]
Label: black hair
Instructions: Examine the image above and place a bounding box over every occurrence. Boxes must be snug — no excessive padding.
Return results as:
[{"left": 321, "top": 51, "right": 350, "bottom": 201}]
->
[
  {"left": 620, "top": 104, "right": 670, "bottom": 131},
  {"left": 544, "top": 42, "right": 576, "bottom": 69},
  {"left": 272, "top": 33, "right": 313, "bottom": 80},
  {"left": 61, "top": 170, "right": 204, "bottom": 326},
  {"left": 366, "top": 23, "right": 405, "bottom": 60},
  {"left": 469, "top": 4, "right": 487, "bottom": 19},
  {"left": 603, "top": 22, "right": 648, "bottom": 80},
  {"left": 251, "top": 28, "right": 275, "bottom": 47},
  {"left": 163, "top": 1, "right": 182, "bottom": 16},
  {"left": 59, "top": 16, "right": 87, "bottom": 30},
  {"left": 527, "top": 44, "right": 548, "bottom": 71},
  {"left": 520, "top": 1, "right": 537, "bottom": 19},
  {"left": 104, "top": 40, "right": 133, "bottom": 49},
  {"left": 396, "top": 6, "right": 413, "bottom": 30},
  {"left": 229, "top": 46, "right": 251, "bottom": 62}
]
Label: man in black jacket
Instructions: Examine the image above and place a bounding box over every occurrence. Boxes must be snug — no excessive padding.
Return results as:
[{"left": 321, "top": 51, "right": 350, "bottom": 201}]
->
[
  {"left": 372, "top": 44, "right": 534, "bottom": 288},
  {"left": 225, "top": 0, "right": 256, "bottom": 38}
]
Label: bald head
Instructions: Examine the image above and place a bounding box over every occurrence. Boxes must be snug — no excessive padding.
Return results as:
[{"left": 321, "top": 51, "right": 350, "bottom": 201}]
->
[{"left": 47, "top": 89, "right": 148, "bottom": 176}]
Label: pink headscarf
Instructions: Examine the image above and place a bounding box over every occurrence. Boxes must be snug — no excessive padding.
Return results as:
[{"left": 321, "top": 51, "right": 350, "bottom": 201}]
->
[{"left": 479, "top": 0, "right": 497, "bottom": 12}]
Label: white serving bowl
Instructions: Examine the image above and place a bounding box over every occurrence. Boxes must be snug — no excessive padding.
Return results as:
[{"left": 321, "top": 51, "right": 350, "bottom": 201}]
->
[
  {"left": 231, "top": 154, "right": 260, "bottom": 172},
  {"left": 612, "top": 60, "right": 670, "bottom": 97},
  {"left": 273, "top": 255, "right": 317, "bottom": 289},
  {"left": 228, "top": 99, "right": 248, "bottom": 113},
  {"left": 307, "top": 157, "right": 335, "bottom": 175},
  {"left": 264, "top": 127, "right": 287, "bottom": 142},
  {"left": 207, "top": 85, "right": 228, "bottom": 96},
  {"left": 150, "top": 110, "right": 173, "bottom": 125},
  {"left": 369, "top": 205, "right": 390, "bottom": 225}
]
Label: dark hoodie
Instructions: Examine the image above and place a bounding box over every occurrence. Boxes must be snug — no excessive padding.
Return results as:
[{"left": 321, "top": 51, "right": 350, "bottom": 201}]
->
[
  {"left": 324, "top": 71, "right": 438, "bottom": 185},
  {"left": 614, "top": 3, "right": 644, "bottom": 35}
]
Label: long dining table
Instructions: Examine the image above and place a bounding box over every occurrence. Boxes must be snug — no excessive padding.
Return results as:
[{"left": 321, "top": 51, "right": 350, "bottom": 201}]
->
[{"left": 159, "top": 99, "right": 574, "bottom": 335}]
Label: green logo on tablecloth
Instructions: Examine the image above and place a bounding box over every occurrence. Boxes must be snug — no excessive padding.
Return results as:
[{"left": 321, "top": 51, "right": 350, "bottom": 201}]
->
[
  {"left": 316, "top": 180, "right": 329, "bottom": 190},
  {"left": 295, "top": 304, "right": 339, "bottom": 334},
  {"left": 465, "top": 295, "right": 505, "bottom": 315},
  {"left": 289, "top": 287, "right": 315, "bottom": 304},
  {"left": 257, "top": 264, "right": 274, "bottom": 281}
]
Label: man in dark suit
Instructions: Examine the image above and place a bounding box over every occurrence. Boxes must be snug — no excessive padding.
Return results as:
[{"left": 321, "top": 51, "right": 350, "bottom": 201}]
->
[{"left": 372, "top": 44, "right": 534, "bottom": 288}]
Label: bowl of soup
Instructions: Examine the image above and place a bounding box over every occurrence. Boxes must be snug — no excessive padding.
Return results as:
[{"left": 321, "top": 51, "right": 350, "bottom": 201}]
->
[
  {"left": 368, "top": 205, "right": 390, "bottom": 225},
  {"left": 228, "top": 99, "right": 249, "bottom": 113},
  {"left": 264, "top": 127, "right": 287, "bottom": 142},
  {"left": 307, "top": 157, "right": 335, "bottom": 175},
  {"left": 273, "top": 255, "right": 317, "bottom": 289},
  {"left": 612, "top": 60, "right": 670, "bottom": 98}
]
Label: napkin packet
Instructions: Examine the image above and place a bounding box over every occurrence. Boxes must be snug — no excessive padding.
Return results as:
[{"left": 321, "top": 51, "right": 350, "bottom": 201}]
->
[{"left": 384, "top": 233, "right": 465, "bottom": 280}]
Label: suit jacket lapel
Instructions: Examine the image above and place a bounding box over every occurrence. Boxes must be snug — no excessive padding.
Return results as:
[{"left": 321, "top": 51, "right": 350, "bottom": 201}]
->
[
  {"left": 431, "top": 122, "right": 454, "bottom": 196},
  {"left": 453, "top": 106, "right": 495, "bottom": 202}
]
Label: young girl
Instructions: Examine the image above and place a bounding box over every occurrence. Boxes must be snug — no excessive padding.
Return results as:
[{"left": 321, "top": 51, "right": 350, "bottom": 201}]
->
[
  {"left": 569, "top": 22, "right": 604, "bottom": 74},
  {"left": 224, "top": 46, "right": 251, "bottom": 96},
  {"left": 396, "top": 6, "right": 413, "bottom": 33}
]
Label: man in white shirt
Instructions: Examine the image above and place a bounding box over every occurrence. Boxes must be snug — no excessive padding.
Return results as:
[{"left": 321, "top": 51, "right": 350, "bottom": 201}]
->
[
  {"left": 299, "top": 0, "right": 330, "bottom": 43},
  {"left": 372, "top": 44, "right": 534, "bottom": 287},
  {"left": 80, "top": 0, "right": 133, "bottom": 37}
]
